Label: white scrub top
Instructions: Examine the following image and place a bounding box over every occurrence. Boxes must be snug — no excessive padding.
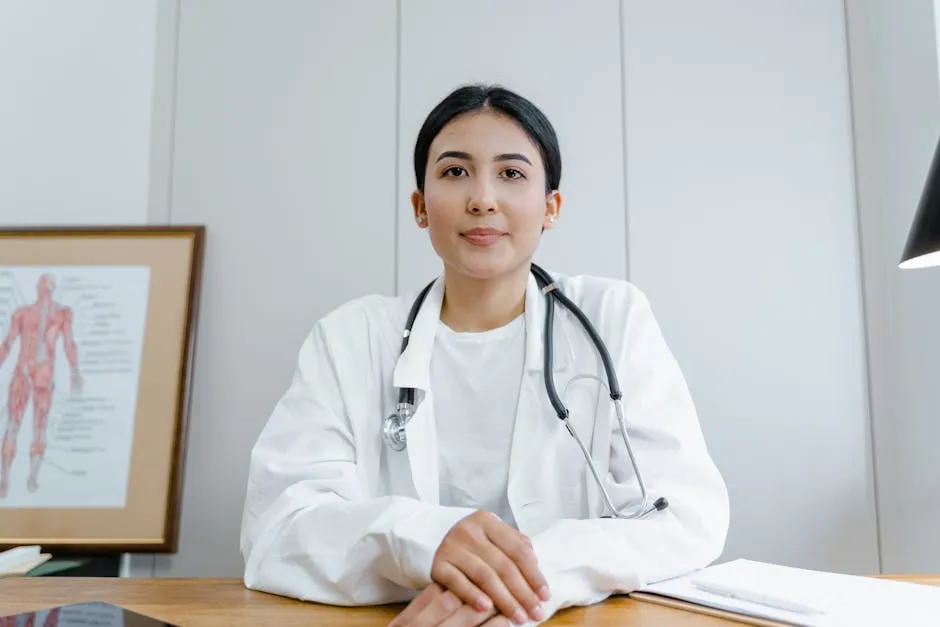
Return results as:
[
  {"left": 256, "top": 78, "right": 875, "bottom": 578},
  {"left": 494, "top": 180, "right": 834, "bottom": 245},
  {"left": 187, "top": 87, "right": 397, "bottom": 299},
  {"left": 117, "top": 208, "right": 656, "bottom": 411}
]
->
[
  {"left": 432, "top": 313, "right": 526, "bottom": 529},
  {"left": 239, "top": 270, "right": 730, "bottom": 621}
]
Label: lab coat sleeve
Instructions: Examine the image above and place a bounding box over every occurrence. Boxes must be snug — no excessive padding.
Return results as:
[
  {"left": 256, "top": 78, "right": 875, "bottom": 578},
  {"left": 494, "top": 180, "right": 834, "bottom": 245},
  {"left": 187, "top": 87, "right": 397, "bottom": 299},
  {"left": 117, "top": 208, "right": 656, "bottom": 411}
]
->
[
  {"left": 239, "top": 320, "right": 477, "bottom": 606},
  {"left": 529, "top": 287, "right": 730, "bottom": 622}
]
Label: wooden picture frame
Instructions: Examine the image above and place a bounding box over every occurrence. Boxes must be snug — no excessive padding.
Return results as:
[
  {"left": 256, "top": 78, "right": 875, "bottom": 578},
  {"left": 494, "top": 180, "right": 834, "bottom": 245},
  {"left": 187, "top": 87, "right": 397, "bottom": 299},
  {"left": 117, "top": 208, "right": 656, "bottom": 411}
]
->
[{"left": 0, "top": 225, "right": 205, "bottom": 553}]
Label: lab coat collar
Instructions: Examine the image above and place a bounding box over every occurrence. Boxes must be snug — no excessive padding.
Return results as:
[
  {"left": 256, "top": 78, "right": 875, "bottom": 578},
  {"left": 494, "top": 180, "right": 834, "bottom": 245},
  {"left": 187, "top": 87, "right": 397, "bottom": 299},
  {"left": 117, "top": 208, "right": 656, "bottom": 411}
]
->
[
  {"left": 391, "top": 276, "right": 444, "bottom": 393},
  {"left": 391, "top": 269, "right": 574, "bottom": 393}
]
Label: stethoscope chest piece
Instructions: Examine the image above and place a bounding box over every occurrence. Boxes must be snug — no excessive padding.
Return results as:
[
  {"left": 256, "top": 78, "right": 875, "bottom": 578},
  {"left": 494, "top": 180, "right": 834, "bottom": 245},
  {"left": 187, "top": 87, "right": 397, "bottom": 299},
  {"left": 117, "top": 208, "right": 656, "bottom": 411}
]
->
[{"left": 383, "top": 403, "right": 413, "bottom": 452}]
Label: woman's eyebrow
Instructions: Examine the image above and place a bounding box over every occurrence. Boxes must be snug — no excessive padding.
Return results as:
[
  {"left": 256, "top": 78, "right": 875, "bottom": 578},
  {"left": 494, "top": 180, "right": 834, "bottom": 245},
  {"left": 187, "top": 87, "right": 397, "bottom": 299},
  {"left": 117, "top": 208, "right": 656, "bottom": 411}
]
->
[
  {"left": 494, "top": 152, "right": 532, "bottom": 165},
  {"left": 435, "top": 150, "right": 472, "bottom": 162},
  {"left": 434, "top": 150, "right": 532, "bottom": 165}
]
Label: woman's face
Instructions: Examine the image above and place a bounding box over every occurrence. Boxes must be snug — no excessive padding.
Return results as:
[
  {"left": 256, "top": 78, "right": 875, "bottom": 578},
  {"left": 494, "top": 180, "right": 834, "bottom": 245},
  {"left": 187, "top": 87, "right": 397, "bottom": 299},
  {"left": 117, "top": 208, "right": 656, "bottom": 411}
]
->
[{"left": 412, "top": 110, "right": 561, "bottom": 281}]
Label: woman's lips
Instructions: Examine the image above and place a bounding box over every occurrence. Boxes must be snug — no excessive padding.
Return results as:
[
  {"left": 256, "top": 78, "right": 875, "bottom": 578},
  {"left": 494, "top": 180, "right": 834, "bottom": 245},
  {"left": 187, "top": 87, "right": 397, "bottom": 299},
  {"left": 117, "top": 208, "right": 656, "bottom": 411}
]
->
[{"left": 461, "top": 228, "right": 506, "bottom": 247}]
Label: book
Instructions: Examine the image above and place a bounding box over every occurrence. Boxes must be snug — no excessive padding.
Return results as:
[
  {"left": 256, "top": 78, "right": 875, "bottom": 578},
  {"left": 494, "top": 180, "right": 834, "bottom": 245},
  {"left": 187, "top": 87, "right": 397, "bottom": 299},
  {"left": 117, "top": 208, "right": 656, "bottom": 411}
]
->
[{"left": 630, "top": 558, "right": 940, "bottom": 626}]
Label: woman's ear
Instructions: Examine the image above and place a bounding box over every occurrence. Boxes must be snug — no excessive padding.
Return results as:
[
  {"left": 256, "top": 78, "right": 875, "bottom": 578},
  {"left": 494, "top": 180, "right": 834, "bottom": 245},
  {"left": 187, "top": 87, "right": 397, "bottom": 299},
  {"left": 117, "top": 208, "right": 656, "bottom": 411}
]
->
[
  {"left": 542, "top": 190, "right": 563, "bottom": 231},
  {"left": 411, "top": 190, "right": 428, "bottom": 229}
]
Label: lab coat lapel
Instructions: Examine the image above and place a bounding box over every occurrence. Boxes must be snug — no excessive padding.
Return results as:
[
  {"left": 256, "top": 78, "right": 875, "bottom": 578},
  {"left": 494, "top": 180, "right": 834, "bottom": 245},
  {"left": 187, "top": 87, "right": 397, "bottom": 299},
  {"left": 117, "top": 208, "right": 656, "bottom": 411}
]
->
[
  {"left": 391, "top": 277, "right": 444, "bottom": 503},
  {"left": 508, "top": 272, "right": 575, "bottom": 517}
]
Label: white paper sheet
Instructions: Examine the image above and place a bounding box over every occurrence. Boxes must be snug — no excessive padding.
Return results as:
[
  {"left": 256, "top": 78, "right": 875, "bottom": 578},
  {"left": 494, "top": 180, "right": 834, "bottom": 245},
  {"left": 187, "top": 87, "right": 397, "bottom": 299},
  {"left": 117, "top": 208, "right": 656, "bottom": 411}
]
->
[
  {"left": 0, "top": 266, "right": 150, "bottom": 508},
  {"left": 638, "top": 558, "right": 940, "bottom": 626}
]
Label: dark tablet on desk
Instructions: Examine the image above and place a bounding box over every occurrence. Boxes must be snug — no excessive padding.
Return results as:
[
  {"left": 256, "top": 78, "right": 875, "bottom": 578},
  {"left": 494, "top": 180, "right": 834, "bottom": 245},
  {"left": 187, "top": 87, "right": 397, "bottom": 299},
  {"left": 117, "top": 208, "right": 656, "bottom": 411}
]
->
[{"left": 0, "top": 601, "right": 180, "bottom": 626}]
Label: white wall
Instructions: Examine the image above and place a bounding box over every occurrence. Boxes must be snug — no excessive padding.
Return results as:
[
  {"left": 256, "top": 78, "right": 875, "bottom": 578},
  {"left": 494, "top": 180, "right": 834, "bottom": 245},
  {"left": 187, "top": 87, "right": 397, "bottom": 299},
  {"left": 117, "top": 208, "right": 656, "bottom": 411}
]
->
[
  {"left": 621, "top": 0, "right": 878, "bottom": 574},
  {"left": 0, "top": 0, "right": 159, "bottom": 225},
  {"left": 154, "top": 0, "right": 398, "bottom": 577},
  {"left": 847, "top": 0, "right": 940, "bottom": 574},
  {"left": 15, "top": 0, "right": 938, "bottom": 580}
]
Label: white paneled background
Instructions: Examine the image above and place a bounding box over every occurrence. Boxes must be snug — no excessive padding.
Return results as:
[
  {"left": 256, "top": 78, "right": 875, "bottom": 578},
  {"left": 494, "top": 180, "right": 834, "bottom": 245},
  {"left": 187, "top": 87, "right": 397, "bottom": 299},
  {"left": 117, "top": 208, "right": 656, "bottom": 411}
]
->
[
  {"left": 0, "top": 0, "right": 158, "bottom": 225},
  {"left": 621, "top": 0, "right": 878, "bottom": 573},
  {"left": 6, "top": 0, "right": 940, "bottom": 580},
  {"left": 159, "top": 0, "right": 398, "bottom": 577},
  {"left": 847, "top": 0, "right": 940, "bottom": 575}
]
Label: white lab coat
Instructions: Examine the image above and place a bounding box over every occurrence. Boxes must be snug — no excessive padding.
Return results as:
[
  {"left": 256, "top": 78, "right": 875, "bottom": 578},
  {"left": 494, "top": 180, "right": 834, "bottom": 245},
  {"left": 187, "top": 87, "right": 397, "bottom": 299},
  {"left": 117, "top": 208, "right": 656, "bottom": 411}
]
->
[{"left": 239, "top": 270, "right": 729, "bottom": 621}]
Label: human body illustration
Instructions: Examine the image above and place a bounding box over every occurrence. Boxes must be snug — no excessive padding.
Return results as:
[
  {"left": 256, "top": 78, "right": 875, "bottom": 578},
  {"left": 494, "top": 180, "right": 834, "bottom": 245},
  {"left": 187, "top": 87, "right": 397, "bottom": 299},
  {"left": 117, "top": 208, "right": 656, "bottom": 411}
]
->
[{"left": 0, "top": 274, "right": 82, "bottom": 498}]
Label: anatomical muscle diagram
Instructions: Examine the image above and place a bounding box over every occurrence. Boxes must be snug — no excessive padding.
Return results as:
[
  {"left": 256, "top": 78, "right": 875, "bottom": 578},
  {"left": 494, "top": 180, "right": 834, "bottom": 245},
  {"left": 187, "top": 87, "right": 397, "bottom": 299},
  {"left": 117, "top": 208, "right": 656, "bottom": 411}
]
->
[
  {"left": 0, "top": 267, "right": 150, "bottom": 508},
  {"left": 0, "top": 273, "right": 82, "bottom": 498}
]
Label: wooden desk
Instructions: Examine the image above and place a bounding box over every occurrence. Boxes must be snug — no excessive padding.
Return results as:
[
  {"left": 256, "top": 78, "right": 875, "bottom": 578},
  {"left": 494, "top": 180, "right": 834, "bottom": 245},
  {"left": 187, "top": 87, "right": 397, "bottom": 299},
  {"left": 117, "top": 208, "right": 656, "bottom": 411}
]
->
[{"left": 0, "top": 575, "right": 937, "bottom": 626}]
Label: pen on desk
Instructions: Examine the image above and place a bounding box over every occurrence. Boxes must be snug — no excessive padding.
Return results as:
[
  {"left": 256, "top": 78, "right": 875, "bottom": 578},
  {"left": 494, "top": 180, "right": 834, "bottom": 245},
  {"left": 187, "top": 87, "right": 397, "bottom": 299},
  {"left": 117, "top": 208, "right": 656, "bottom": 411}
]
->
[{"left": 690, "top": 579, "right": 825, "bottom": 616}]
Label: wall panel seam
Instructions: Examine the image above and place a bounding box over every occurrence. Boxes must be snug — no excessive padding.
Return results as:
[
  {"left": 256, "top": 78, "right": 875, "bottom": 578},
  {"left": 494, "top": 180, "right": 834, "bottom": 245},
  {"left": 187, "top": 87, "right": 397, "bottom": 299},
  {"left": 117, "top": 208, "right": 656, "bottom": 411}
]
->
[
  {"left": 841, "top": 0, "right": 885, "bottom": 574},
  {"left": 618, "top": 0, "right": 631, "bottom": 281},
  {"left": 394, "top": 0, "right": 402, "bottom": 295}
]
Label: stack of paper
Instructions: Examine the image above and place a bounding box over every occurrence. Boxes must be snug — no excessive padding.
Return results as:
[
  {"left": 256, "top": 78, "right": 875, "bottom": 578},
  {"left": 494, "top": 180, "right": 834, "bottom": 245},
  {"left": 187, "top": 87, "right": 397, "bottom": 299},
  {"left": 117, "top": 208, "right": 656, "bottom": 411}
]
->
[
  {"left": 631, "top": 558, "right": 940, "bottom": 626},
  {"left": 0, "top": 545, "right": 51, "bottom": 578}
]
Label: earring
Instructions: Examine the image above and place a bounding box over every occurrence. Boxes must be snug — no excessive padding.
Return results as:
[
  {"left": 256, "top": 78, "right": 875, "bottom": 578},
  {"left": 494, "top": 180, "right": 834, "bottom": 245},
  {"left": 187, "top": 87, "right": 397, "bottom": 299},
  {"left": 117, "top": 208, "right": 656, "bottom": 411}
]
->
[{"left": 549, "top": 216, "right": 555, "bottom": 223}]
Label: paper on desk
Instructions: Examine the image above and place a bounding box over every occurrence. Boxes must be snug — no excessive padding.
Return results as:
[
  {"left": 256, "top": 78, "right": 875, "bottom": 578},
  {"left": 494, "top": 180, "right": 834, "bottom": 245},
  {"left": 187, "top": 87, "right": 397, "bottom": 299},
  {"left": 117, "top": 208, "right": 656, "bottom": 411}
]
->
[
  {"left": 0, "top": 545, "right": 40, "bottom": 570},
  {"left": 0, "top": 545, "right": 51, "bottom": 578},
  {"left": 637, "top": 558, "right": 940, "bottom": 626}
]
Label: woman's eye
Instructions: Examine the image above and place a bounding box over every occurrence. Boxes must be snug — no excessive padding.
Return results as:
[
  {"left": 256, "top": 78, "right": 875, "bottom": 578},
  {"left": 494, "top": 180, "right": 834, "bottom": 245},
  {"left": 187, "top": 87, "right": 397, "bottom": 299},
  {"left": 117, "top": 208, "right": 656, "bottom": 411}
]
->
[
  {"left": 443, "top": 166, "right": 466, "bottom": 177},
  {"left": 502, "top": 168, "right": 525, "bottom": 180}
]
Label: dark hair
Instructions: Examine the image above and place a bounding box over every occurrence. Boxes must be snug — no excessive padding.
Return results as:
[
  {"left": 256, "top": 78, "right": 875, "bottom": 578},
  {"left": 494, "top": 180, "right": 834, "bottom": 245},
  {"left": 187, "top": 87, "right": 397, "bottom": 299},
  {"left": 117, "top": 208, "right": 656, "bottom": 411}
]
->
[{"left": 413, "top": 84, "right": 562, "bottom": 194}]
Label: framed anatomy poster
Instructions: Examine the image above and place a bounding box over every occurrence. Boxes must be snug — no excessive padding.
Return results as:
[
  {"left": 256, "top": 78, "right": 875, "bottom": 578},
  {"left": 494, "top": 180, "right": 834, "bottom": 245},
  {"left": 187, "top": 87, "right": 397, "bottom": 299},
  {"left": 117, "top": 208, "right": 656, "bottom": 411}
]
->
[{"left": 0, "top": 226, "right": 205, "bottom": 553}]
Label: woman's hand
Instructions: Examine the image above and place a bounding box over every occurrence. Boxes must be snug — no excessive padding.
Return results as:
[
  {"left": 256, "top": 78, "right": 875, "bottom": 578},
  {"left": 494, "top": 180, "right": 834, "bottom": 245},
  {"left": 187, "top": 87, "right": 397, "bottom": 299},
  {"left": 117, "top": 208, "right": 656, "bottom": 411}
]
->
[
  {"left": 430, "top": 511, "right": 550, "bottom": 625},
  {"left": 388, "top": 583, "right": 513, "bottom": 627}
]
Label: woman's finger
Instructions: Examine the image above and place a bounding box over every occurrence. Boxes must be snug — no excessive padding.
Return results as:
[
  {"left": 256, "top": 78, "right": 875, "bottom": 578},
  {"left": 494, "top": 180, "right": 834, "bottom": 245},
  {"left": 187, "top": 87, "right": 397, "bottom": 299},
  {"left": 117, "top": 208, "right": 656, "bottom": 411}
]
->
[
  {"left": 439, "top": 603, "right": 497, "bottom": 627},
  {"left": 431, "top": 511, "right": 548, "bottom": 624},
  {"left": 475, "top": 542, "right": 544, "bottom": 623},
  {"left": 453, "top": 551, "right": 530, "bottom": 625},
  {"left": 388, "top": 584, "right": 442, "bottom": 627},
  {"left": 409, "top": 589, "right": 463, "bottom": 627},
  {"left": 485, "top": 523, "right": 551, "bottom": 602},
  {"left": 432, "top": 560, "right": 493, "bottom": 612}
]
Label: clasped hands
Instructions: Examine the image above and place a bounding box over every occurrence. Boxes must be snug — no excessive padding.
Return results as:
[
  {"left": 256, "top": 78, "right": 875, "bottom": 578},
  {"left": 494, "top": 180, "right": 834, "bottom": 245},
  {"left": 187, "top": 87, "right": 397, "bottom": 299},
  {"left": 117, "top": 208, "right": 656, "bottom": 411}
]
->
[{"left": 389, "top": 511, "right": 551, "bottom": 627}]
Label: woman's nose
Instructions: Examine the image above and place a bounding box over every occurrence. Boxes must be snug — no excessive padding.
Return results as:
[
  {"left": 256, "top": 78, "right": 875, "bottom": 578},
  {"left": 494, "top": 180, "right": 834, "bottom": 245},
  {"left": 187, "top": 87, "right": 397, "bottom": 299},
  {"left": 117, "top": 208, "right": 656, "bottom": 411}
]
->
[{"left": 468, "top": 181, "right": 497, "bottom": 213}]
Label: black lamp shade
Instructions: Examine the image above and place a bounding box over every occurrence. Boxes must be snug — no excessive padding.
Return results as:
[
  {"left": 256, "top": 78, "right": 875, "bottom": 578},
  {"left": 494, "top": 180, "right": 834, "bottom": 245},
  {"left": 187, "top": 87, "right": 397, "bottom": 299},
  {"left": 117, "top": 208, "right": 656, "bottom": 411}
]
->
[{"left": 901, "top": 135, "right": 940, "bottom": 269}]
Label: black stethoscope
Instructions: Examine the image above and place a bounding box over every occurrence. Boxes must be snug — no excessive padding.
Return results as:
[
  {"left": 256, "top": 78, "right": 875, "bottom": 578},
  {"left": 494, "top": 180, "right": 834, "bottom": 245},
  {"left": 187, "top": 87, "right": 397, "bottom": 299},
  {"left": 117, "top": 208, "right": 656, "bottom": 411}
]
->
[{"left": 382, "top": 263, "right": 669, "bottom": 519}]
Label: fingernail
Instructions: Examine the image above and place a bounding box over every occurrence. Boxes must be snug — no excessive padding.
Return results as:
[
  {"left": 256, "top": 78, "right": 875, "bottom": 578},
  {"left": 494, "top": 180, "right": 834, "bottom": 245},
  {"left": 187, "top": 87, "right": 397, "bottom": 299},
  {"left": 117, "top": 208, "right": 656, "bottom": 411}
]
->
[
  {"left": 513, "top": 609, "right": 527, "bottom": 624},
  {"left": 538, "top": 585, "right": 551, "bottom": 601},
  {"left": 531, "top": 605, "right": 545, "bottom": 621},
  {"left": 477, "top": 596, "right": 492, "bottom": 611}
]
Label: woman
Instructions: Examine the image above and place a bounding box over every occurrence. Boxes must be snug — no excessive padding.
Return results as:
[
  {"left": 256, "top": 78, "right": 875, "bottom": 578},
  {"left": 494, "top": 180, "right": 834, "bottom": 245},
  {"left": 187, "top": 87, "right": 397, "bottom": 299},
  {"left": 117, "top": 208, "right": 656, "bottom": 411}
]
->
[{"left": 240, "top": 84, "right": 729, "bottom": 626}]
